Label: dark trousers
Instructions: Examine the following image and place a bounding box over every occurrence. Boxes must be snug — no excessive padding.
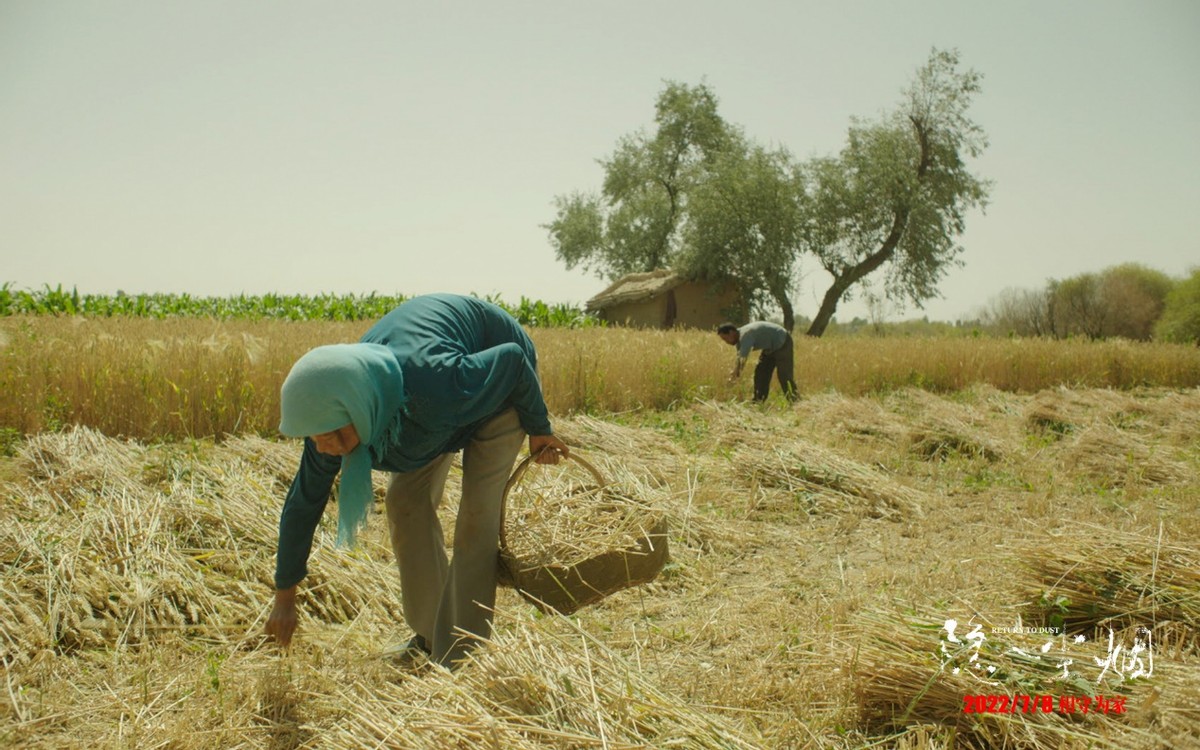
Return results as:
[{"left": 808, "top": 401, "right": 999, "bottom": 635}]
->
[{"left": 753, "top": 335, "right": 798, "bottom": 402}]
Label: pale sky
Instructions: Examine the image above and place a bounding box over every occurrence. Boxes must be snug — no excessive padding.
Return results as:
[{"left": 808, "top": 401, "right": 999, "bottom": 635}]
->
[{"left": 2, "top": 0, "right": 1197, "bottom": 322}]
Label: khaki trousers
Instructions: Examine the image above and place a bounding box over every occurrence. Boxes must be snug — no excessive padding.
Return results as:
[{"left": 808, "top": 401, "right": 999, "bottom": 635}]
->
[{"left": 384, "top": 408, "right": 524, "bottom": 668}]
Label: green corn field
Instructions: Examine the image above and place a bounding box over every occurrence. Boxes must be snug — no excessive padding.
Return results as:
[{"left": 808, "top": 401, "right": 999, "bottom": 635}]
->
[{"left": 0, "top": 283, "right": 600, "bottom": 328}]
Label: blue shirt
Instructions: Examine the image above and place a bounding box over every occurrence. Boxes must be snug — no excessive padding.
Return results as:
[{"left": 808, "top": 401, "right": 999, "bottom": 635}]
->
[{"left": 274, "top": 294, "right": 552, "bottom": 589}]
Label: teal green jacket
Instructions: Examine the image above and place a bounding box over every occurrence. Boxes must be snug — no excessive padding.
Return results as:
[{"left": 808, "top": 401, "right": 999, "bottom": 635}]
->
[{"left": 275, "top": 294, "right": 552, "bottom": 589}]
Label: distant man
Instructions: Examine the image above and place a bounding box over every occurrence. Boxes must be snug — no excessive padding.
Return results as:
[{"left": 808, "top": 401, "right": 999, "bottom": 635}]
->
[{"left": 717, "top": 321, "right": 798, "bottom": 402}]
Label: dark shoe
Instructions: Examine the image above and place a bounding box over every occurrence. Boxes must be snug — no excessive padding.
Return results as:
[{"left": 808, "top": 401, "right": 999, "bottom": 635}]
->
[
  {"left": 389, "top": 634, "right": 432, "bottom": 669},
  {"left": 405, "top": 634, "right": 431, "bottom": 655}
]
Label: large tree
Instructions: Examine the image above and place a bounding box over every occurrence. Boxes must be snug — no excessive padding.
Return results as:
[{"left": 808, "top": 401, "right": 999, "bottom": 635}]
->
[
  {"left": 1097, "top": 263, "right": 1173, "bottom": 341},
  {"left": 1049, "top": 274, "right": 1107, "bottom": 340},
  {"left": 549, "top": 81, "right": 811, "bottom": 326},
  {"left": 680, "top": 143, "right": 806, "bottom": 330},
  {"left": 548, "top": 50, "right": 989, "bottom": 335},
  {"left": 799, "top": 49, "right": 991, "bottom": 336},
  {"left": 546, "top": 82, "right": 806, "bottom": 325},
  {"left": 545, "top": 82, "right": 736, "bottom": 281}
]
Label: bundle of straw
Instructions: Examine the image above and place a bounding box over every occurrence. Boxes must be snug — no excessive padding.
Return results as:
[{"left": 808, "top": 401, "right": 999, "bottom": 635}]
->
[
  {"left": 802, "top": 391, "right": 905, "bottom": 442},
  {"left": 0, "top": 427, "right": 400, "bottom": 668},
  {"left": 3, "top": 428, "right": 756, "bottom": 748},
  {"left": 1015, "top": 524, "right": 1200, "bottom": 646},
  {"left": 552, "top": 413, "right": 686, "bottom": 485},
  {"left": 734, "top": 440, "right": 924, "bottom": 520},
  {"left": 908, "top": 414, "right": 1006, "bottom": 462},
  {"left": 848, "top": 605, "right": 1155, "bottom": 750},
  {"left": 1024, "top": 387, "right": 1145, "bottom": 437},
  {"left": 871, "top": 388, "right": 1014, "bottom": 463},
  {"left": 338, "top": 608, "right": 763, "bottom": 748},
  {"left": 1133, "top": 388, "right": 1200, "bottom": 446},
  {"left": 1062, "top": 424, "right": 1192, "bottom": 488}
]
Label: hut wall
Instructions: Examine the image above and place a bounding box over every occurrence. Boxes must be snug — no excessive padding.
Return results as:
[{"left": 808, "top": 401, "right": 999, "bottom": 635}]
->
[
  {"left": 600, "top": 296, "right": 669, "bottom": 328},
  {"left": 671, "top": 283, "right": 738, "bottom": 329}
]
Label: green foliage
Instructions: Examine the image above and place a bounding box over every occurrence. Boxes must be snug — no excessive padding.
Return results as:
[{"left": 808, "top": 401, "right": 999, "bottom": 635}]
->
[
  {"left": 479, "top": 294, "right": 600, "bottom": 328},
  {"left": 0, "top": 427, "right": 22, "bottom": 457},
  {"left": 800, "top": 48, "right": 991, "bottom": 336},
  {"left": 985, "top": 263, "right": 1176, "bottom": 341},
  {"left": 823, "top": 316, "right": 968, "bottom": 338},
  {"left": 682, "top": 143, "right": 804, "bottom": 328},
  {"left": 0, "top": 285, "right": 601, "bottom": 328},
  {"left": 545, "top": 81, "right": 739, "bottom": 280},
  {"left": 1049, "top": 274, "right": 1106, "bottom": 340},
  {"left": 1154, "top": 267, "right": 1200, "bottom": 344},
  {"left": 1098, "top": 263, "right": 1173, "bottom": 340},
  {"left": 548, "top": 50, "right": 991, "bottom": 337},
  {"left": 546, "top": 81, "right": 799, "bottom": 326}
]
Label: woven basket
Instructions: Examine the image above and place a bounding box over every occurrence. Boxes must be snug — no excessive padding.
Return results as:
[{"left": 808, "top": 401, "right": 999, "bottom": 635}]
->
[{"left": 497, "top": 451, "right": 669, "bottom": 615}]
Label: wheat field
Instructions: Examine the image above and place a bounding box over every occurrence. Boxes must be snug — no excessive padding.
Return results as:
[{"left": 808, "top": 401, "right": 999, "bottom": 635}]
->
[
  {"left": 2, "top": 316, "right": 1198, "bottom": 437},
  {"left": 1, "top": 318, "right": 1199, "bottom": 748}
]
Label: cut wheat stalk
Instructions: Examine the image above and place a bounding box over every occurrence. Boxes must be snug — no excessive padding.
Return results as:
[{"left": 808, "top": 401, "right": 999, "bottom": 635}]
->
[{"left": 848, "top": 603, "right": 1165, "bottom": 750}]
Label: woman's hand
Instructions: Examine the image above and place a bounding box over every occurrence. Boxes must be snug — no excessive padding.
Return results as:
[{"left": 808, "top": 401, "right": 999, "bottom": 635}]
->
[
  {"left": 529, "top": 433, "right": 569, "bottom": 464},
  {"left": 265, "top": 586, "right": 299, "bottom": 647}
]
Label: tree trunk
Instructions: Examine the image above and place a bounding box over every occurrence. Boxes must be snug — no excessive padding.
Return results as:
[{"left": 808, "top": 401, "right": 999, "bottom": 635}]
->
[
  {"left": 779, "top": 296, "right": 795, "bottom": 332},
  {"left": 806, "top": 279, "right": 851, "bottom": 337},
  {"left": 805, "top": 210, "right": 910, "bottom": 337},
  {"left": 806, "top": 116, "right": 932, "bottom": 338},
  {"left": 765, "top": 279, "right": 796, "bottom": 332}
]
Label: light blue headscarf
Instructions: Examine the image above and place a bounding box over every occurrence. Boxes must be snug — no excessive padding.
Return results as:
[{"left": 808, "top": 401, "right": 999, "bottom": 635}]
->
[{"left": 278, "top": 343, "right": 405, "bottom": 547}]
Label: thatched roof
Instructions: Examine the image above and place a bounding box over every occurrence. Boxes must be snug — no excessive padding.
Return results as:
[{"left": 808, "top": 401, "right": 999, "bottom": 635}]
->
[{"left": 585, "top": 269, "right": 682, "bottom": 312}]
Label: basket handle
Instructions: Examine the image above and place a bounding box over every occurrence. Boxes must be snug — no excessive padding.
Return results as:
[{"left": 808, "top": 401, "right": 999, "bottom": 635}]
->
[{"left": 498, "top": 448, "right": 606, "bottom": 557}]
